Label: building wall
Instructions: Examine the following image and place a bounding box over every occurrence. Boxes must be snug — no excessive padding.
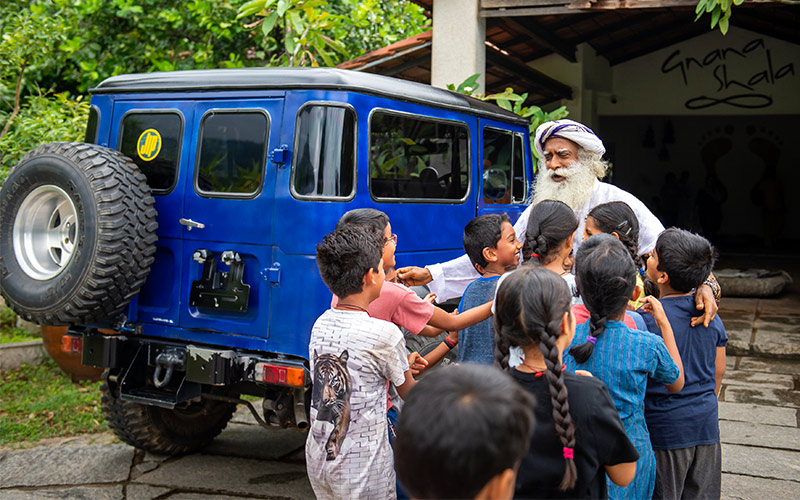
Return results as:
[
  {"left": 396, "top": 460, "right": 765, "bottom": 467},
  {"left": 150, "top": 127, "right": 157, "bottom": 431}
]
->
[
  {"left": 528, "top": 26, "right": 800, "bottom": 246},
  {"left": 599, "top": 27, "right": 799, "bottom": 116}
]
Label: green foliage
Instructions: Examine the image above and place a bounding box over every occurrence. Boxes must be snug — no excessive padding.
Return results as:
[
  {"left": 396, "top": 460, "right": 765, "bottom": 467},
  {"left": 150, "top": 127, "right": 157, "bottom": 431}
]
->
[
  {"left": 328, "top": 0, "right": 430, "bottom": 58},
  {"left": 448, "top": 74, "right": 569, "bottom": 163},
  {"left": 695, "top": 0, "right": 744, "bottom": 35},
  {"left": 0, "top": 93, "right": 89, "bottom": 183},
  {"left": 237, "top": 0, "right": 429, "bottom": 66},
  {"left": 0, "top": 359, "right": 105, "bottom": 445},
  {"left": 0, "top": 327, "right": 40, "bottom": 344}
]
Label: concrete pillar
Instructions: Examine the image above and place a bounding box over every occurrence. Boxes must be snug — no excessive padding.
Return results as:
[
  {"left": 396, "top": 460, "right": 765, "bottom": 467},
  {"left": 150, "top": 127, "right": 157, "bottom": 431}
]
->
[{"left": 431, "top": 0, "right": 486, "bottom": 92}]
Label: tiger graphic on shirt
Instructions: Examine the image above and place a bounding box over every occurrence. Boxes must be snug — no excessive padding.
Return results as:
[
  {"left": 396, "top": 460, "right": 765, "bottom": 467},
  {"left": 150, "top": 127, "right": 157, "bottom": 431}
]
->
[{"left": 311, "top": 349, "right": 352, "bottom": 460}]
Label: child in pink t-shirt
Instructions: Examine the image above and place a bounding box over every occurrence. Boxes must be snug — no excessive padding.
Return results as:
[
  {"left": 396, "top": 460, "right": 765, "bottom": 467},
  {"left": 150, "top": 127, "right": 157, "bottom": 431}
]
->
[{"left": 333, "top": 209, "right": 492, "bottom": 359}]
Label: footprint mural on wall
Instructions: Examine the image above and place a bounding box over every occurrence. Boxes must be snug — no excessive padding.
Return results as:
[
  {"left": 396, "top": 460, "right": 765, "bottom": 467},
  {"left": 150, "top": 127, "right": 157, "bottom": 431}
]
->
[
  {"left": 695, "top": 126, "right": 733, "bottom": 240},
  {"left": 748, "top": 126, "right": 786, "bottom": 247}
]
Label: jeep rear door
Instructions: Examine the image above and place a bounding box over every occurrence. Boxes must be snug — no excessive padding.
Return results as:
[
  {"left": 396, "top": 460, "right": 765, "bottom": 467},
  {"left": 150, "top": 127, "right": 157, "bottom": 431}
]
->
[
  {"left": 179, "top": 98, "right": 284, "bottom": 337},
  {"left": 110, "top": 100, "right": 195, "bottom": 329}
]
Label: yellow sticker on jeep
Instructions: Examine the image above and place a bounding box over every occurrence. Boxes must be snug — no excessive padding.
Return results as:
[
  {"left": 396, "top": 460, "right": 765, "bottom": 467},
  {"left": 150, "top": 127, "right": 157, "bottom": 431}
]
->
[{"left": 137, "top": 129, "right": 162, "bottom": 161}]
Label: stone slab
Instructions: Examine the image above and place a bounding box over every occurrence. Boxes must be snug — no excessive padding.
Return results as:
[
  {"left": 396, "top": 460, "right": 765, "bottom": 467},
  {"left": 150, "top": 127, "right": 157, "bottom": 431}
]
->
[
  {"left": 722, "top": 472, "right": 800, "bottom": 500},
  {"left": 0, "top": 341, "right": 45, "bottom": 371},
  {"left": 722, "top": 443, "right": 800, "bottom": 482},
  {"left": 0, "top": 444, "right": 133, "bottom": 487},
  {"left": 125, "top": 484, "right": 171, "bottom": 500},
  {"left": 738, "top": 357, "right": 800, "bottom": 376},
  {"left": 757, "top": 300, "right": 800, "bottom": 315},
  {"left": 721, "top": 321, "right": 753, "bottom": 344},
  {"left": 133, "top": 453, "right": 313, "bottom": 499},
  {"left": 0, "top": 486, "right": 123, "bottom": 500},
  {"left": 720, "top": 420, "right": 800, "bottom": 451},
  {"left": 723, "top": 385, "right": 800, "bottom": 409},
  {"left": 169, "top": 494, "right": 264, "bottom": 500},
  {"left": 203, "top": 422, "right": 306, "bottom": 461},
  {"left": 753, "top": 326, "right": 800, "bottom": 357},
  {"left": 718, "top": 298, "right": 758, "bottom": 314},
  {"left": 719, "top": 401, "right": 798, "bottom": 427},
  {"left": 722, "top": 370, "right": 795, "bottom": 390},
  {"left": 15, "top": 318, "right": 40, "bottom": 335}
]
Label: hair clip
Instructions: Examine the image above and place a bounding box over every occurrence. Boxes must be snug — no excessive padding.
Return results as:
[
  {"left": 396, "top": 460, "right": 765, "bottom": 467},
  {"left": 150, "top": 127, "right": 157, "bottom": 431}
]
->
[
  {"left": 563, "top": 447, "right": 574, "bottom": 459},
  {"left": 530, "top": 253, "right": 541, "bottom": 259},
  {"left": 638, "top": 267, "right": 647, "bottom": 277},
  {"left": 587, "top": 335, "right": 597, "bottom": 344}
]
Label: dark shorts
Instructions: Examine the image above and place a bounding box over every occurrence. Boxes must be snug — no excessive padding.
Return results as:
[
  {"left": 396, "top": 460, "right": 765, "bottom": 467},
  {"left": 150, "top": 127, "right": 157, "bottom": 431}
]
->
[{"left": 653, "top": 442, "right": 721, "bottom": 500}]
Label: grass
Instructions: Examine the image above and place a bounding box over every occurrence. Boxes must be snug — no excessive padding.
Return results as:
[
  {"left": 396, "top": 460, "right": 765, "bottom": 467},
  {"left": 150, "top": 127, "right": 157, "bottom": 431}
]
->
[
  {"left": 0, "top": 307, "right": 40, "bottom": 344},
  {"left": 0, "top": 358, "right": 106, "bottom": 446},
  {"left": 0, "top": 326, "right": 40, "bottom": 344}
]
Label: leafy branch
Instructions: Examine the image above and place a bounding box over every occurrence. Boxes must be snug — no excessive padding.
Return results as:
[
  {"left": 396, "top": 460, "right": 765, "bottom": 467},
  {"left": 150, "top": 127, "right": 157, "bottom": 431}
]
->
[
  {"left": 447, "top": 74, "right": 568, "bottom": 162},
  {"left": 694, "top": 0, "right": 744, "bottom": 35}
]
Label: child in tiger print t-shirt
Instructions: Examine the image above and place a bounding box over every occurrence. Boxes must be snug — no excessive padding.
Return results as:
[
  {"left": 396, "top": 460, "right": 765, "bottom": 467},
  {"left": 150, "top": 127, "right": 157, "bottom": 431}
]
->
[
  {"left": 306, "top": 308, "right": 409, "bottom": 500},
  {"left": 306, "top": 225, "right": 413, "bottom": 500}
]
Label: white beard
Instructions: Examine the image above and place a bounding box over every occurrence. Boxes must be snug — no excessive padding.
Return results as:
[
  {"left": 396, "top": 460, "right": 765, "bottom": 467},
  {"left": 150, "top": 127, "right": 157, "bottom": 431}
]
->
[{"left": 532, "top": 158, "right": 597, "bottom": 212}]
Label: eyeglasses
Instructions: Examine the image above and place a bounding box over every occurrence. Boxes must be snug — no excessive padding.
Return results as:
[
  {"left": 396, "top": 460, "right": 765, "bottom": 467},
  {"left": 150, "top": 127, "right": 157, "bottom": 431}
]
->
[{"left": 386, "top": 234, "right": 398, "bottom": 245}]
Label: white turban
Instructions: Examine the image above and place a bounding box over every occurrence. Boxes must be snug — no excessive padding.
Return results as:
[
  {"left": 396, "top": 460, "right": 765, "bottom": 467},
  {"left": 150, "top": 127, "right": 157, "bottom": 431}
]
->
[{"left": 534, "top": 119, "right": 606, "bottom": 158}]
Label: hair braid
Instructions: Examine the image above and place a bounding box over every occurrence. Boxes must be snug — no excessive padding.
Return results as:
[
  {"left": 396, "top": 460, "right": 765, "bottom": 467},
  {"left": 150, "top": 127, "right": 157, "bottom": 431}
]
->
[
  {"left": 540, "top": 318, "right": 577, "bottom": 490},
  {"left": 495, "top": 267, "right": 579, "bottom": 491},
  {"left": 494, "top": 325, "right": 512, "bottom": 371}
]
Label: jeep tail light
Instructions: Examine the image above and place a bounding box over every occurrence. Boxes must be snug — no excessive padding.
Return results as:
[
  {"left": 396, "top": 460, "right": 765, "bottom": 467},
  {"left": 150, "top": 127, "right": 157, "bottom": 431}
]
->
[
  {"left": 255, "top": 363, "right": 304, "bottom": 387},
  {"left": 61, "top": 334, "right": 83, "bottom": 354}
]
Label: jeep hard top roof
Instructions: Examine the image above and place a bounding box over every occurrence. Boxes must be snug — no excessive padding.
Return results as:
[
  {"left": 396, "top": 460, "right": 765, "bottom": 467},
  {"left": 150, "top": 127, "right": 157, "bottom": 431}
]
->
[{"left": 91, "top": 67, "right": 528, "bottom": 126}]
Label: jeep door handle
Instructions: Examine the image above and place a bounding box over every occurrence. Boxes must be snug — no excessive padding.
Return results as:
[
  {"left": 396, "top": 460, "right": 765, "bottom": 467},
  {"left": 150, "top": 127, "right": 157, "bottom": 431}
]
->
[{"left": 179, "top": 218, "right": 205, "bottom": 231}]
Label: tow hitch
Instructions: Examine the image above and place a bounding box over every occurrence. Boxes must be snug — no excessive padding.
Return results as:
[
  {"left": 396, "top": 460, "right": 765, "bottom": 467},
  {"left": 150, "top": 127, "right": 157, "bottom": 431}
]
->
[{"left": 153, "top": 349, "right": 185, "bottom": 388}]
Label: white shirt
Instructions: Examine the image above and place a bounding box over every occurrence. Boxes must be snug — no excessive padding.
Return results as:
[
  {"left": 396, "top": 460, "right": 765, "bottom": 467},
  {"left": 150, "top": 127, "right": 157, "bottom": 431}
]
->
[
  {"left": 305, "top": 309, "right": 408, "bottom": 500},
  {"left": 427, "top": 179, "right": 665, "bottom": 301}
]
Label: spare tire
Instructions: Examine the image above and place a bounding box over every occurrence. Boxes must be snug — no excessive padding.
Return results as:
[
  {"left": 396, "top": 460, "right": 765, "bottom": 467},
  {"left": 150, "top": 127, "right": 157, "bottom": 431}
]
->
[{"left": 0, "top": 142, "right": 157, "bottom": 325}]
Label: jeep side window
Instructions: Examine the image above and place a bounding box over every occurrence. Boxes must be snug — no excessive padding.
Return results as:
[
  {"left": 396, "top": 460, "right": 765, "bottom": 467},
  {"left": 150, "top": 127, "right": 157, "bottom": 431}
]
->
[
  {"left": 291, "top": 104, "right": 356, "bottom": 200},
  {"left": 196, "top": 110, "right": 268, "bottom": 197},
  {"left": 119, "top": 111, "right": 183, "bottom": 194},
  {"left": 369, "top": 111, "right": 469, "bottom": 201},
  {"left": 482, "top": 128, "right": 527, "bottom": 205}
]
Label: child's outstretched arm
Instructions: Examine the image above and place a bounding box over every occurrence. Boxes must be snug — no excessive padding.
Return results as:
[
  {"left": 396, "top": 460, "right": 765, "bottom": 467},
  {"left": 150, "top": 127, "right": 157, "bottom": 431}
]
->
[
  {"left": 715, "top": 346, "right": 726, "bottom": 395},
  {"left": 427, "top": 300, "right": 493, "bottom": 331},
  {"left": 415, "top": 330, "right": 459, "bottom": 373},
  {"left": 395, "top": 369, "right": 417, "bottom": 400},
  {"left": 640, "top": 296, "right": 685, "bottom": 393}
]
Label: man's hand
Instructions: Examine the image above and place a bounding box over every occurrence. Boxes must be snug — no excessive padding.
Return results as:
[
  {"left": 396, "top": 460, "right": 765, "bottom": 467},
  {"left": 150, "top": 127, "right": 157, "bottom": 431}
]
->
[
  {"left": 407, "top": 352, "right": 429, "bottom": 376},
  {"left": 691, "top": 284, "right": 718, "bottom": 327},
  {"left": 396, "top": 266, "right": 433, "bottom": 286}
]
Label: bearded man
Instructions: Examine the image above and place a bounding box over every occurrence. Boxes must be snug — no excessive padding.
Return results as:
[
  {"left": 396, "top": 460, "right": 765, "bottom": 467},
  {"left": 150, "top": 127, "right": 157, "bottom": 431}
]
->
[{"left": 398, "top": 119, "right": 718, "bottom": 325}]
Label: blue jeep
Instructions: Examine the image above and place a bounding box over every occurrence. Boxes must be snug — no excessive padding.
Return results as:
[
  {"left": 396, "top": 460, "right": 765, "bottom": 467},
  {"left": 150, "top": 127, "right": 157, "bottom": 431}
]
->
[{"left": 0, "top": 68, "right": 533, "bottom": 454}]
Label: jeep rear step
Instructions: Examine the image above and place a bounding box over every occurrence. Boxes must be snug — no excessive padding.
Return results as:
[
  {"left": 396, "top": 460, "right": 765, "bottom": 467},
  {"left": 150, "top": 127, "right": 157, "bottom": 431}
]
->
[{"left": 68, "top": 329, "right": 310, "bottom": 428}]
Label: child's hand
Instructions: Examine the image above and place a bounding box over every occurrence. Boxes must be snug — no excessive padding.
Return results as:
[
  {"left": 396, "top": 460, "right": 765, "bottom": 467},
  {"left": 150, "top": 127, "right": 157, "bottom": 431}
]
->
[
  {"left": 407, "top": 352, "right": 428, "bottom": 376},
  {"left": 423, "top": 292, "right": 437, "bottom": 303},
  {"left": 575, "top": 369, "right": 593, "bottom": 377},
  {"left": 639, "top": 295, "right": 667, "bottom": 323}
]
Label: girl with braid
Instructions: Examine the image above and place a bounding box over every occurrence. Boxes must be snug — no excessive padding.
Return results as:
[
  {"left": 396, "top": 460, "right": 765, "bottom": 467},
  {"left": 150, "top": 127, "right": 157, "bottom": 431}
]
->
[
  {"left": 522, "top": 200, "right": 581, "bottom": 304},
  {"left": 583, "top": 201, "right": 660, "bottom": 308},
  {"left": 566, "top": 234, "right": 684, "bottom": 500},
  {"left": 495, "top": 266, "right": 639, "bottom": 499}
]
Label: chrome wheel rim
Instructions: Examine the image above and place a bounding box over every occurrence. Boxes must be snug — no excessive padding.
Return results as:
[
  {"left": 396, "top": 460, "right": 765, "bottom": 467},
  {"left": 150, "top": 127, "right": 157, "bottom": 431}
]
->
[{"left": 13, "top": 185, "right": 79, "bottom": 281}]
